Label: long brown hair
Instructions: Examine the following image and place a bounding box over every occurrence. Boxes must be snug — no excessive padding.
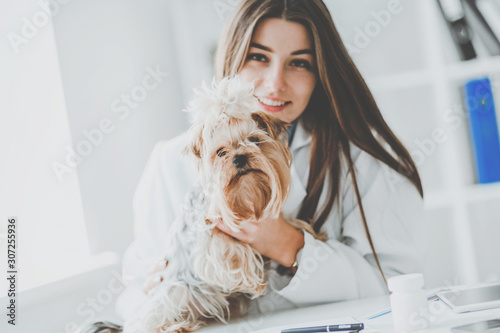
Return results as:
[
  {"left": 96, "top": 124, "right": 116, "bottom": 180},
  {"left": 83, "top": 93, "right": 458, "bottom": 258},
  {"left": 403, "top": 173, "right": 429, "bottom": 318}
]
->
[{"left": 214, "top": 0, "right": 423, "bottom": 285}]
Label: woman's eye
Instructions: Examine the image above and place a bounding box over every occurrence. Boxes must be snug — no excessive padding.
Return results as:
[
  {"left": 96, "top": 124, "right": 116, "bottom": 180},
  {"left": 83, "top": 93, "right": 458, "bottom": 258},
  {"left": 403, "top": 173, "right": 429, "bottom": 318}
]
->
[
  {"left": 216, "top": 148, "right": 227, "bottom": 157},
  {"left": 291, "top": 59, "right": 312, "bottom": 69},
  {"left": 249, "top": 137, "right": 260, "bottom": 145},
  {"left": 247, "top": 53, "right": 268, "bottom": 62}
]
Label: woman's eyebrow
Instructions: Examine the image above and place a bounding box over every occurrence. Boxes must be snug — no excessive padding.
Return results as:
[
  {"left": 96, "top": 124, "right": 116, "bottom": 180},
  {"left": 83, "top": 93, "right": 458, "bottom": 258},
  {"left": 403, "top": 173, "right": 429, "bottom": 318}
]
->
[
  {"left": 250, "top": 42, "right": 273, "bottom": 52},
  {"left": 249, "top": 42, "right": 313, "bottom": 55},
  {"left": 291, "top": 49, "right": 314, "bottom": 55}
]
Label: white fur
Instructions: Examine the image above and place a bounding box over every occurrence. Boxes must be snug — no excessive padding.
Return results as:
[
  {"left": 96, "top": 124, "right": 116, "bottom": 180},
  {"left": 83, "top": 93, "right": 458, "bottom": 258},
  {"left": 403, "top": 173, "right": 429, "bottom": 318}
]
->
[{"left": 124, "top": 76, "right": 301, "bottom": 333}]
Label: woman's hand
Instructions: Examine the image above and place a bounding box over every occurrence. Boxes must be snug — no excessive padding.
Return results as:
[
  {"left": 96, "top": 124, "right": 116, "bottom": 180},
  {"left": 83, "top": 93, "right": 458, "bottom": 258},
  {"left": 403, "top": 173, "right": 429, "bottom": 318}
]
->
[
  {"left": 215, "top": 214, "right": 305, "bottom": 267},
  {"left": 142, "top": 259, "right": 168, "bottom": 295}
]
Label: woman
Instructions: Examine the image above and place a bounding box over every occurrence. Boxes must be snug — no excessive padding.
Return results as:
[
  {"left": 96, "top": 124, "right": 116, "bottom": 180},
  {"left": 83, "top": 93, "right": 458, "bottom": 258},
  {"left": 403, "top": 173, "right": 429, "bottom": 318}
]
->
[{"left": 116, "top": 0, "right": 424, "bottom": 328}]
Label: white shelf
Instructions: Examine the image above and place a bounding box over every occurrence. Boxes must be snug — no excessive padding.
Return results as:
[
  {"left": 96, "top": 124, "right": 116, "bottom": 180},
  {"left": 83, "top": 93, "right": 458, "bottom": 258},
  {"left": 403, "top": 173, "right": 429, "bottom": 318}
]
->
[
  {"left": 465, "top": 182, "right": 500, "bottom": 203},
  {"left": 446, "top": 55, "right": 500, "bottom": 81},
  {"left": 367, "top": 52, "right": 500, "bottom": 94},
  {"left": 369, "top": 0, "right": 500, "bottom": 286},
  {"left": 424, "top": 182, "right": 500, "bottom": 210}
]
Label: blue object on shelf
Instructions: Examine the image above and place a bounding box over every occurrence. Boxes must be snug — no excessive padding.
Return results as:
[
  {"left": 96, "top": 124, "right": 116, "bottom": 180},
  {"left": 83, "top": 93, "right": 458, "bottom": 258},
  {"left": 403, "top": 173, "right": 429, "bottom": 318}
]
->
[{"left": 464, "top": 77, "right": 500, "bottom": 184}]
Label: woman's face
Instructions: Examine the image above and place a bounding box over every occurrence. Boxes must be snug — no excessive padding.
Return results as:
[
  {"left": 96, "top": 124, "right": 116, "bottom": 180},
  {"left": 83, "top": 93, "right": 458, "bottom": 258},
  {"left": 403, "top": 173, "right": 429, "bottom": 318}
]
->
[{"left": 239, "top": 18, "right": 317, "bottom": 123}]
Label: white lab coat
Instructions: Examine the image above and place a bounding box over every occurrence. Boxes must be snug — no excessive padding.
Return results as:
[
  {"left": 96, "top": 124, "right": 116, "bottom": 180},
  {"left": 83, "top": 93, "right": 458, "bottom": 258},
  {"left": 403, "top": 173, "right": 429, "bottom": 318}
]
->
[{"left": 115, "top": 120, "right": 425, "bottom": 322}]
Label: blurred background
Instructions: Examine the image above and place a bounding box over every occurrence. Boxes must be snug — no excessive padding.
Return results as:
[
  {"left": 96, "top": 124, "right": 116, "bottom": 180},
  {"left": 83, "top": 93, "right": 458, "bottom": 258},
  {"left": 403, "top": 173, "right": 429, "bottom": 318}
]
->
[{"left": 1, "top": 0, "right": 500, "bottom": 331}]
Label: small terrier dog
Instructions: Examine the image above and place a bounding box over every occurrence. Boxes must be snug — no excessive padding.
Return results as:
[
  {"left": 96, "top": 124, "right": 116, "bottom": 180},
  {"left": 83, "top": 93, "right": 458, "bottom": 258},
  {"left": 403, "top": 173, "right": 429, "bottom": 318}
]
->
[{"left": 83, "top": 76, "right": 322, "bottom": 333}]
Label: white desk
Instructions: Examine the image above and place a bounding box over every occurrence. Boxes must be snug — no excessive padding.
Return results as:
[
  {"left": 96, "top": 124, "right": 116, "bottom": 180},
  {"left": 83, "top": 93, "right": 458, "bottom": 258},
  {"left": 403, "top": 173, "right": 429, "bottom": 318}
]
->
[
  {"left": 3, "top": 261, "right": 500, "bottom": 333},
  {"left": 1, "top": 263, "right": 123, "bottom": 333},
  {"left": 199, "top": 293, "right": 500, "bottom": 333}
]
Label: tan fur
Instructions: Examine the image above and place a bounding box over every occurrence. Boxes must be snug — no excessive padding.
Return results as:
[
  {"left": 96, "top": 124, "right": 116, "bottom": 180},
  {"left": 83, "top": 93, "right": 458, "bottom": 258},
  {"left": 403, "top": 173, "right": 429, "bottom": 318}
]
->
[{"left": 126, "top": 77, "right": 325, "bottom": 333}]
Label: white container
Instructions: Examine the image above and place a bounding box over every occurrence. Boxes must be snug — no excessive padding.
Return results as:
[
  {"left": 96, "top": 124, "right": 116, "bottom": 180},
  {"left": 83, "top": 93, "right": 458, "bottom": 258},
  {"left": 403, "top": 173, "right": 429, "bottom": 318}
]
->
[{"left": 388, "top": 273, "right": 429, "bottom": 332}]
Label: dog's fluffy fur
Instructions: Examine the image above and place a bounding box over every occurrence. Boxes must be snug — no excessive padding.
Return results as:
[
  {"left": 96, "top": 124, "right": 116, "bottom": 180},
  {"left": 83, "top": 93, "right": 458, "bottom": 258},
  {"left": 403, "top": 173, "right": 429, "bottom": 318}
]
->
[{"left": 82, "top": 76, "right": 323, "bottom": 333}]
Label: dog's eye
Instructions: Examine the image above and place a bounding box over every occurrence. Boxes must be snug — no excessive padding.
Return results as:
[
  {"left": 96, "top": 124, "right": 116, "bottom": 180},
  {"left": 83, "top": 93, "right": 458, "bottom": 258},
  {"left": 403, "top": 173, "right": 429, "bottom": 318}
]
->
[
  {"left": 216, "top": 148, "right": 227, "bottom": 157},
  {"left": 249, "top": 137, "right": 260, "bottom": 146}
]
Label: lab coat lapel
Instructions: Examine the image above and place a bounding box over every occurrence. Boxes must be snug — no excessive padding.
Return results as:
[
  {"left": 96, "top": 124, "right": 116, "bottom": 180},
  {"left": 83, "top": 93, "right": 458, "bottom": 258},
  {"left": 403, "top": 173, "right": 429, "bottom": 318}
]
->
[
  {"left": 282, "top": 120, "right": 311, "bottom": 220},
  {"left": 289, "top": 119, "right": 311, "bottom": 152}
]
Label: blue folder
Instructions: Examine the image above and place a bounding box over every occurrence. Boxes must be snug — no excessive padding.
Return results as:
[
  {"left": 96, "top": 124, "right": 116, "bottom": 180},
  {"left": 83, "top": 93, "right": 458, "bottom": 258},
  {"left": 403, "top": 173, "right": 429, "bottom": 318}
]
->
[{"left": 464, "top": 78, "right": 500, "bottom": 184}]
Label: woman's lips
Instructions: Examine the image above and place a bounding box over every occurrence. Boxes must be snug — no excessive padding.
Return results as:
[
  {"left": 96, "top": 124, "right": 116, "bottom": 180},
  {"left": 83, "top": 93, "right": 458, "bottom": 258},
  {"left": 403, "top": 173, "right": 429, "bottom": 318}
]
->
[{"left": 256, "top": 97, "right": 291, "bottom": 113}]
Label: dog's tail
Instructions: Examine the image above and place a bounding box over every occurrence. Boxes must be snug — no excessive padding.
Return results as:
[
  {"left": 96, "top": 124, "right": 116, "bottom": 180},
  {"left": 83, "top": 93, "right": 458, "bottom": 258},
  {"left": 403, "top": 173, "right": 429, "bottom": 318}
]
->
[{"left": 77, "top": 321, "right": 123, "bottom": 333}]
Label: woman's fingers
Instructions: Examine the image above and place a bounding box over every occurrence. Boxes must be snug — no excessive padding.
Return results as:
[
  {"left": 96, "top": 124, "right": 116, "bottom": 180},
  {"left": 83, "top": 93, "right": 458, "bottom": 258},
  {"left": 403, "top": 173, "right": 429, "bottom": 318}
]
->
[
  {"left": 215, "top": 220, "right": 232, "bottom": 235},
  {"left": 142, "top": 275, "right": 163, "bottom": 295},
  {"left": 142, "top": 260, "right": 168, "bottom": 295},
  {"left": 215, "top": 219, "right": 243, "bottom": 239},
  {"left": 147, "top": 259, "right": 168, "bottom": 275}
]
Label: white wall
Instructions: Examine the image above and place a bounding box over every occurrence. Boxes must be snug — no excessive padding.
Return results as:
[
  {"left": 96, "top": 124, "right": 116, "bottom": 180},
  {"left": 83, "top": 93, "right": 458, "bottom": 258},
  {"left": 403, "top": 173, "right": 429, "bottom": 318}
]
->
[
  {"left": 0, "top": 0, "right": 90, "bottom": 292},
  {"left": 50, "top": 0, "right": 224, "bottom": 257},
  {"left": 0, "top": 0, "right": 228, "bottom": 292}
]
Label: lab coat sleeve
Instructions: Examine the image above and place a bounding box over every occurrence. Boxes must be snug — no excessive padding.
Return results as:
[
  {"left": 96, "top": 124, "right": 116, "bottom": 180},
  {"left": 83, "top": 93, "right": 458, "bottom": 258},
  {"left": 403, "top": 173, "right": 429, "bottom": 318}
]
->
[
  {"left": 269, "top": 149, "right": 425, "bottom": 306},
  {"left": 115, "top": 134, "right": 196, "bottom": 321}
]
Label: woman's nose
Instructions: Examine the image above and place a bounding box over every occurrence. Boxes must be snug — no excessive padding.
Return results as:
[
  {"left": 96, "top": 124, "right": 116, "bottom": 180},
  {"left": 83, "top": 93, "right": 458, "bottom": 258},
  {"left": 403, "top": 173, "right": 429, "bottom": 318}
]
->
[{"left": 263, "top": 64, "right": 287, "bottom": 93}]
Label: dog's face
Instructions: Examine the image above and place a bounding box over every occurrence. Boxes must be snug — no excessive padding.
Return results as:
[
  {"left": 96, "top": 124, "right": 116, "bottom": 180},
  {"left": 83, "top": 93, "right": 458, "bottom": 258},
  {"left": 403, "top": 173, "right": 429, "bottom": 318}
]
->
[{"left": 184, "top": 77, "right": 292, "bottom": 230}]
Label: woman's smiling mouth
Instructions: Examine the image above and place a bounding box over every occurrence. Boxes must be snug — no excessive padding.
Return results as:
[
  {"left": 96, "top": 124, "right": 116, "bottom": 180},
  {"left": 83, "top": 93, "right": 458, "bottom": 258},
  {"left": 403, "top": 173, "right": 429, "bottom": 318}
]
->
[{"left": 255, "top": 96, "right": 292, "bottom": 112}]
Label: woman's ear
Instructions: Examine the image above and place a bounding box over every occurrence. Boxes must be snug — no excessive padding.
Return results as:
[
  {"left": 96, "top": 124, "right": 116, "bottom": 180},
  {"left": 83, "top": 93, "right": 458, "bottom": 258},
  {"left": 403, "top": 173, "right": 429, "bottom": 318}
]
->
[{"left": 251, "top": 112, "right": 290, "bottom": 140}]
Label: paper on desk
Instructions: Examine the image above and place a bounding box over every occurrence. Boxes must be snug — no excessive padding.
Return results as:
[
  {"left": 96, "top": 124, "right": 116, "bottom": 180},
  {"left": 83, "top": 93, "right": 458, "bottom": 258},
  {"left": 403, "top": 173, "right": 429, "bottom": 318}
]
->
[{"left": 250, "top": 316, "right": 379, "bottom": 333}]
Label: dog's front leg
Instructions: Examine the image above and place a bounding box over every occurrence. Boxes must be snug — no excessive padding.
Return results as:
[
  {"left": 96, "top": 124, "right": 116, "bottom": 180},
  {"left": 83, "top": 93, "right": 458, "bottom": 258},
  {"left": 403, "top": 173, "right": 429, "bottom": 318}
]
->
[{"left": 193, "top": 228, "right": 267, "bottom": 298}]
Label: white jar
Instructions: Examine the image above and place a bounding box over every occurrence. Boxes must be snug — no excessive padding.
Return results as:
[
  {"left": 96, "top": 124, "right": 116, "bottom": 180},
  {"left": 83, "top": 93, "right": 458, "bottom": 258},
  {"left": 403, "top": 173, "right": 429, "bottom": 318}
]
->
[{"left": 388, "top": 273, "right": 429, "bottom": 332}]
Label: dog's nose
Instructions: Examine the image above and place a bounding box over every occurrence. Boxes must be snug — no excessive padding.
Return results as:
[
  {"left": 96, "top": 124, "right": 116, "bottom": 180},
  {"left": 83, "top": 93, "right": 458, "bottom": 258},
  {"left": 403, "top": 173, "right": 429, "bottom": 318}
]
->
[{"left": 233, "top": 155, "right": 248, "bottom": 169}]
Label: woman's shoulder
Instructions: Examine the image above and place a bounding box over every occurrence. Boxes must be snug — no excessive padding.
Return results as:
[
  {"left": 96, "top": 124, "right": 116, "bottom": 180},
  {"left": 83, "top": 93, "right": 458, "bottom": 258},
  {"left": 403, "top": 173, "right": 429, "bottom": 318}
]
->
[
  {"left": 145, "top": 131, "right": 198, "bottom": 181},
  {"left": 151, "top": 131, "right": 190, "bottom": 158}
]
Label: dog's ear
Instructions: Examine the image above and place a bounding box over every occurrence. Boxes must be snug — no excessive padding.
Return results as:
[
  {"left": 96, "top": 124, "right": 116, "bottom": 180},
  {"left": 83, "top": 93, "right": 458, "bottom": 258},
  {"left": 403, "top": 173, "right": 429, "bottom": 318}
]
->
[
  {"left": 182, "top": 123, "right": 204, "bottom": 159},
  {"left": 251, "top": 112, "right": 290, "bottom": 140}
]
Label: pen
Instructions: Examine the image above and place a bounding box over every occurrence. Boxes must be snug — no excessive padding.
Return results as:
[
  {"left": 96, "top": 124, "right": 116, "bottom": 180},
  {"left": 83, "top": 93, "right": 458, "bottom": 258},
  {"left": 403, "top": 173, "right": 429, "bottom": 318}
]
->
[{"left": 281, "top": 323, "right": 364, "bottom": 333}]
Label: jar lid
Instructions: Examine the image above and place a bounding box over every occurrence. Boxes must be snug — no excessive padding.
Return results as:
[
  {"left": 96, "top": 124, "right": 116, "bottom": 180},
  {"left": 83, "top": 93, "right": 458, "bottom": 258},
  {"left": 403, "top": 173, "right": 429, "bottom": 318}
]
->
[{"left": 387, "top": 273, "right": 424, "bottom": 292}]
